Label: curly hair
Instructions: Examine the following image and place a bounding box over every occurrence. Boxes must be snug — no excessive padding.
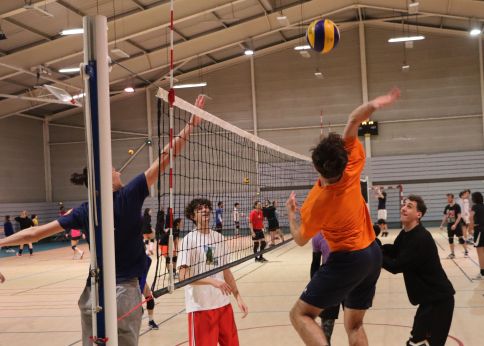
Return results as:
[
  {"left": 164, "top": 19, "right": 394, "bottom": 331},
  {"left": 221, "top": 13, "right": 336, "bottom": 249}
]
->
[
  {"left": 311, "top": 133, "right": 348, "bottom": 180},
  {"left": 185, "top": 198, "right": 213, "bottom": 224}
]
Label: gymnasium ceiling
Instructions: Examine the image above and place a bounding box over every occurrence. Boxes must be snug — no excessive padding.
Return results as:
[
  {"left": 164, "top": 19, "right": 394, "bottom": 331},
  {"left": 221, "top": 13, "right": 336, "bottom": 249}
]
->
[{"left": 0, "top": 0, "right": 484, "bottom": 122}]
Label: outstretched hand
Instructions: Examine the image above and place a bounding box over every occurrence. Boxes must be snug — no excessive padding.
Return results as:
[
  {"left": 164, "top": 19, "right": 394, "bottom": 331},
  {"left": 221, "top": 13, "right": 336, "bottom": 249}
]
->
[
  {"left": 286, "top": 192, "right": 298, "bottom": 215},
  {"left": 189, "top": 94, "right": 206, "bottom": 127},
  {"left": 369, "top": 87, "right": 400, "bottom": 110}
]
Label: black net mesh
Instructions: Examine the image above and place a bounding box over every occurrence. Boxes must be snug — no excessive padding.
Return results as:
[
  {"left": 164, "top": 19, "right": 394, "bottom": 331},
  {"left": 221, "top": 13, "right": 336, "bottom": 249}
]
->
[{"left": 151, "top": 91, "right": 316, "bottom": 297}]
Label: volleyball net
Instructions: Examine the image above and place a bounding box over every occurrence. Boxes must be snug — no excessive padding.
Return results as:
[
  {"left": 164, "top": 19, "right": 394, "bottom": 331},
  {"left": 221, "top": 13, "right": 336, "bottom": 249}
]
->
[{"left": 151, "top": 89, "right": 316, "bottom": 297}]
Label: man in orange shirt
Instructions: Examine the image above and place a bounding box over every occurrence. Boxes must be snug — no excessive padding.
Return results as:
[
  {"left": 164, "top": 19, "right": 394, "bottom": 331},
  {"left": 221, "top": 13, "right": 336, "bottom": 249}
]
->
[{"left": 286, "top": 88, "right": 400, "bottom": 346}]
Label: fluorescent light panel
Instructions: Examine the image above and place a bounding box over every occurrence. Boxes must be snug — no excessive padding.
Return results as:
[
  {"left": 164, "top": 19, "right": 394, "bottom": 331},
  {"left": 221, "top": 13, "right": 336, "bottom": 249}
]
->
[
  {"left": 470, "top": 28, "right": 482, "bottom": 37},
  {"left": 58, "top": 67, "right": 80, "bottom": 73},
  {"left": 388, "top": 35, "right": 425, "bottom": 43},
  {"left": 173, "top": 82, "right": 207, "bottom": 89},
  {"left": 60, "top": 28, "right": 84, "bottom": 36},
  {"left": 294, "top": 45, "right": 311, "bottom": 51}
]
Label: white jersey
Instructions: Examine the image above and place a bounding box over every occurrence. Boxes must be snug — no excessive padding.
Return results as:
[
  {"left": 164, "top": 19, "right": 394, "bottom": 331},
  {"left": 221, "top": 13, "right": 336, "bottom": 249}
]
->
[
  {"left": 177, "top": 229, "right": 230, "bottom": 313},
  {"left": 233, "top": 207, "right": 240, "bottom": 222},
  {"left": 462, "top": 199, "right": 470, "bottom": 223},
  {"left": 456, "top": 198, "right": 469, "bottom": 222}
]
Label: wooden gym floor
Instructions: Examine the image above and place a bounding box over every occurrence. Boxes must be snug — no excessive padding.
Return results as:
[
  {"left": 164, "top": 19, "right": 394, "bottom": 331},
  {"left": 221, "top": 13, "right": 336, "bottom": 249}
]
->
[{"left": 0, "top": 228, "right": 483, "bottom": 346}]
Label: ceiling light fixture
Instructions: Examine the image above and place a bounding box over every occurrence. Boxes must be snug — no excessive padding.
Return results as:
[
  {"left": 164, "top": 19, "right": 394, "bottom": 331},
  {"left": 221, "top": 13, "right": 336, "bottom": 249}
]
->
[
  {"left": 294, "top": 45, "right": 311, "bottom": 51},
  {"left": 124, "top": 86, "right": 135, "bottom": 93},
  {"left": 388, "top": 35, "right": 425, "bottom": 43},
  {"left": 244, "top": 49, "right": 254, "bottom": 56},
  {"left": 470, "top": 28, "right": 482, "bottom": 36},
  {"left": 58, "top": 67, "right": 80, "bottom": 73},
  {"left": 408, "top": 1, "right": 419, "bottom": 14},
  {"left": 173, "top": 82, "right": 207, "bottom": 89},
  {"left": 60, "top": 28, "right": 84, "bottom": 36}
]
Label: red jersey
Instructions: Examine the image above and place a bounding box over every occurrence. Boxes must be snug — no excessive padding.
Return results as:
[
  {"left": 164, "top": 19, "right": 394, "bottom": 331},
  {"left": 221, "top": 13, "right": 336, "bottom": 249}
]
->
[{"left": 249, "top": 209, "right": 264, "bottom": 230}]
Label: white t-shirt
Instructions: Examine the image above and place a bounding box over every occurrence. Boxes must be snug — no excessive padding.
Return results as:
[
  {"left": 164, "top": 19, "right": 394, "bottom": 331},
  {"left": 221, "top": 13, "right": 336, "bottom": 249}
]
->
[
  {"left": 233, "top": 208, "right": 240, "bottom": 222},
  {"left": 462, "top": 199, "right": 470, "bottom": 223},
  {"left": 177, "top": 228, "right": 230, "bottom": 313}
]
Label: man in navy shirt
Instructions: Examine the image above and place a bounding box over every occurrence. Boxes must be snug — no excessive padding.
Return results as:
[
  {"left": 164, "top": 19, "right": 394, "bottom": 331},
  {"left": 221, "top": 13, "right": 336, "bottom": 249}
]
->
[
  {"left": 0, "top": 95, "right": 205, "bottom": 345},
  {"left": 215, "top": 201, "right": 224, "bottom": 233}
]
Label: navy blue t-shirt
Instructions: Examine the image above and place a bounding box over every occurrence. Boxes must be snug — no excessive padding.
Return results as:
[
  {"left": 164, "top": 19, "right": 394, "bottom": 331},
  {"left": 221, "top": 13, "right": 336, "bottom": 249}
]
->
[
  {"left": 58, "top": 173, "right": 149, "bottom": 283},
  {"left": 3, "top": 221, "right": 14, "bottom": 237},
  {"left": 215, "top": 207, "right": 223, "bottom": 226}
]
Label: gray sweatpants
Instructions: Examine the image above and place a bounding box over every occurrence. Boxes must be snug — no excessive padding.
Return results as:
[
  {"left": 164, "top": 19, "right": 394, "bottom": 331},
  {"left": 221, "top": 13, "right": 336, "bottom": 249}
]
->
[{"left": 78, "top": 278, "right": 142, "bottom": 346}]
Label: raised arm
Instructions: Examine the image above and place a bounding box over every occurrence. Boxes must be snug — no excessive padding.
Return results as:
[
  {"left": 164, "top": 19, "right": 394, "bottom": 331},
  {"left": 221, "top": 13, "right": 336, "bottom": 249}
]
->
[
  {"left": 0, "top": 220, "right": 64, "bottom": 247},
  {"left": 343, "top": 88, "right": 400, "bottom": 140},
  {"left": 145, "top": 95, "right": 205, "bottom": 187}
]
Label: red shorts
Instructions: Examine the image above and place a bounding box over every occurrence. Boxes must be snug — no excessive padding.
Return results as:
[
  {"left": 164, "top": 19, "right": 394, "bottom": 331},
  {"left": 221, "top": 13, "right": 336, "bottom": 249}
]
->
[
  {"left": 159, "top": 245, "right": 176, "bottom": 257},
  {"left": 188, "top": 304, "right": 239, "bottom": 346}
]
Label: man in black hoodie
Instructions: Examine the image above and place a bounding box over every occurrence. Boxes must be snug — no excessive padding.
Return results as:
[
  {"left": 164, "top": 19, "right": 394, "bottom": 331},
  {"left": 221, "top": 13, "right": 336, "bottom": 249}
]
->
[{"left": 382, "top": 195, "right": 455, "bottom": 346}]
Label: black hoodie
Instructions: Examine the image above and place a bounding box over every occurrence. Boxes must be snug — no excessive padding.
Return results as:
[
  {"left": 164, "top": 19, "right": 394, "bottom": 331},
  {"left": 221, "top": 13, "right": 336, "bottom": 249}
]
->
[{"left": 382, "top": 224, "right": 455, "bottom": 305}]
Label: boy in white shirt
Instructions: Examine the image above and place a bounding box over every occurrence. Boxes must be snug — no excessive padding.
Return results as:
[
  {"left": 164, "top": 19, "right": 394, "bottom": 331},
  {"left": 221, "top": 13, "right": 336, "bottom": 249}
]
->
[{"left": 178, "top": 198, "right": 248, "bottom": 346}]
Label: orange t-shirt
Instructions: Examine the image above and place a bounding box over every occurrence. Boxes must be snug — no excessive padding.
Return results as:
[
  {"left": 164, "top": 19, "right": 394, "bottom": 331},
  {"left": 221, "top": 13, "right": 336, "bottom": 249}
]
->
[{"left": 300, "top": 137, "right": 375, "bottom": 252}]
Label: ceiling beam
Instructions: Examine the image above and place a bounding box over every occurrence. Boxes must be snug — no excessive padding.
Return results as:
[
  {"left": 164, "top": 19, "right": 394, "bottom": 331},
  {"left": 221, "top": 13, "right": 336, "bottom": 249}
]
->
[
  {"left": 3, "top": 17, "right": 52, "bottom": 41},
  {"left": 128, "top": 0, "right": 146, "bottom": 11},
  {"left": 0, "top": 0, "right": 59, "bottom": 19}
]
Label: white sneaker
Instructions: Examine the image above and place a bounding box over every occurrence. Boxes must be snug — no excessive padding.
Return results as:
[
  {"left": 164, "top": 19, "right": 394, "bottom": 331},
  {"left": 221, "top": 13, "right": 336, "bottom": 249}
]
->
[{"left": 447, "top": 253, "right": 455, "bottom": 259}]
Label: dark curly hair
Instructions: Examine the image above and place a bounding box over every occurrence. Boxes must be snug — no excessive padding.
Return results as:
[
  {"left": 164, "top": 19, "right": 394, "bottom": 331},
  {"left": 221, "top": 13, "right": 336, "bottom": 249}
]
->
[
  {"left": 472, "top": 191, "right": 483, "bottom": 205},
  {"left": 311, "top": 133, "right": 348, "bottom": 180},
  {"left": 185, "top": 198, "right": 213, "bottom": 224}
]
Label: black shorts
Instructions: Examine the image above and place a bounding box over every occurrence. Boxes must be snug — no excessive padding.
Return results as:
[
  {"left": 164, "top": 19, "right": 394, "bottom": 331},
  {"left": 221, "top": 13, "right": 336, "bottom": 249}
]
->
[
  {"left": 300, "top": 241, "right": 382, "bottom": 310},
  {"left": 447, "top": 223, "right": 463, "bottom": 238},
  {"left": 474, "top": 229, "right": 484, "bottom": 247},
  {"left": 234, "top": 221, "right": 240, "bottom": 228},
  {"left": 409, "top": 297, "right": 454, "bottom": 346},
  {"left": 268, "top": 219, "right": 279, "bottom": 231},
  {"left": 71, "top": 236, "right": 82, "bottom": 241},
  {"left": 215, "top": 224, "right": 223, "bottom": 233},
  {"left": 252, "top": 229, "right": 265, "bottom": 241}
]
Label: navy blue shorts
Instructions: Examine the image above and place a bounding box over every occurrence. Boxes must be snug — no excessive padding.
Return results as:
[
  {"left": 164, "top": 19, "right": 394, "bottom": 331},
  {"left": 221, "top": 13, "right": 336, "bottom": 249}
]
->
[{"left": 300, "top": 240, "right": 382, "bottom": 310}]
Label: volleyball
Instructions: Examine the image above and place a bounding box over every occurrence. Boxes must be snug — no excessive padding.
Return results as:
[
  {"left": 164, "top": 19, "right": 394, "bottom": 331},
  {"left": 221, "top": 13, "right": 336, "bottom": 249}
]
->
[
  {"left": 243, "top": 177, "right": 250, "bottom": 184},
  {"left": 306, "top": 19, "right": 340, "bottom": 54},
  {"left": 128, "top": 149, "right": 134, "bottom": 155}
]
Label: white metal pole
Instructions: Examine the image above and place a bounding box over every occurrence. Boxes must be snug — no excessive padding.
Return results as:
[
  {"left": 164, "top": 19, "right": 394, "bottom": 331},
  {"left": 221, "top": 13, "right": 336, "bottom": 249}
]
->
[
  {"left": 83, "top": 15, "right": 118, "bottom": 346},
  {"left": 146, "top": 87, "right": 155, "bottom": 197},
  {"left": 479, "top": 36, "right": 484, "bottom": 141},
  {"left": 250, "top": 55, "right": 261, "bottom": 194},
  {"left": 359, "top": 20, "right": 373, "bottom": 213},
  {"left": 42, "top": 119, "right": 52, "bottom": 202}
]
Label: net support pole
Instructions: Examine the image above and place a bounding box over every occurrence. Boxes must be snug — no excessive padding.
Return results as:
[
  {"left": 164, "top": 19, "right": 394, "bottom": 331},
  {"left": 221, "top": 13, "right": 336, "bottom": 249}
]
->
[
  {"left": 250, "top": 54, "right": 261, "bottom": 194},
  {"left": 146, "top": 88, "right": 155, "bottom": 197},
  {"left": 479, "top": 36, "right": 484, "bottom": 142},
  {"left": 83, "top": 15, "right": 118, "bottom": 346},
  {"left": 359, "top": 19, "right": 373, "bottom": 212},
  {"left": 167, "top": 0, "right": 175, "bottom": 293}
]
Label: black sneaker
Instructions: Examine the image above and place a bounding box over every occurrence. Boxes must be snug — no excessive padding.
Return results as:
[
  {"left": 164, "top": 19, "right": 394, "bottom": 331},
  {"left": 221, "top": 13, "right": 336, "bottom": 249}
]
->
[
  {"left": 259, "top": 257, "right": 268, "bottom": 262},
  {"left": 148, "top": 320, "right": 159, "bottom": 330}
]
